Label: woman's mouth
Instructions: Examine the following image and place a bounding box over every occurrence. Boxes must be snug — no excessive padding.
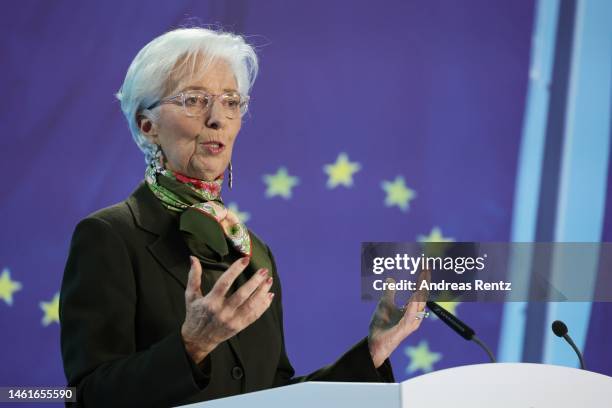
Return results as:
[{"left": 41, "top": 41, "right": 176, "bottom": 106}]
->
[{"left": 201, "top": 142, "right": 225, "bottom": 155}]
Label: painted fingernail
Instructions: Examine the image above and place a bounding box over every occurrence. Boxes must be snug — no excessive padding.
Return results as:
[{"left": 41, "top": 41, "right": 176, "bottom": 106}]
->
[
  {"left": 259, "top": 268, "right": 268, "bottom": 276},
  {"left": 242, "top": 257, "right": 250, "bottom": 265},
  {"left": 268, "top": 292, "right": 275, "bottom": 300},
  {"left": 266, "top": 276, "right": 273, "bottom": 285}
]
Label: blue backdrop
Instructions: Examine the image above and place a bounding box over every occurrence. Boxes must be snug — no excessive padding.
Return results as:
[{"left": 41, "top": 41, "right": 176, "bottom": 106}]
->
[{"left": 1, "top": 0, "right": 610, "bottom": 400}]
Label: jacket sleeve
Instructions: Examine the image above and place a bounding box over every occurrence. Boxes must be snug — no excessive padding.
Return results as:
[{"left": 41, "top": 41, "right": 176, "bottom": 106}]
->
[
  {"left": 265, "top": 246, "right": 395, "bottom": 387},
  {"left": 60, "top": 217, "right": 208, "bottom": 408}
]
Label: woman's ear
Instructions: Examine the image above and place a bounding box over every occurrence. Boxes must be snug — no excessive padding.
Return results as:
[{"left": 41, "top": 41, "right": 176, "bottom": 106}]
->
[{"left": 137, "top": 113, "right": 158, "bottom": 144}]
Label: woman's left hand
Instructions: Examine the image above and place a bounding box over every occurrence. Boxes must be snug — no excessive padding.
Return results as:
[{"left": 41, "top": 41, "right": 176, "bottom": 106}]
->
[{"left": 367, "top": 270, "right": 430, "bottom": 368}]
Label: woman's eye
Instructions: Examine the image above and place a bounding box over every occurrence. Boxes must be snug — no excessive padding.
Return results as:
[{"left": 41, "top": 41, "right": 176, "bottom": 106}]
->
[
  {"left": 225, "top": 97, "right": 240, "bottom": 108},
  {"left": 185, "top": 96, "right": 207, "bottom": 107}
]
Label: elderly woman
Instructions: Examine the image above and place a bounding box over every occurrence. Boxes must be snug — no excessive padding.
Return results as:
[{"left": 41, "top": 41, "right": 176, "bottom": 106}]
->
[{"left": 59, "top": 27, "right": 426, "bottom": 407}]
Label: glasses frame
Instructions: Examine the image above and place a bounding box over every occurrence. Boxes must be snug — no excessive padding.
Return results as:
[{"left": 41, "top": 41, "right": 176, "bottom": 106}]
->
[{"left": 146, "top": 90, "right": 250, "bottom": 119}]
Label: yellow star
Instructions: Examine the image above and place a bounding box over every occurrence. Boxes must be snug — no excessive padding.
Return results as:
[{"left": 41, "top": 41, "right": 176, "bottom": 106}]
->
[
  {"left": 40, "top": 292, "right": 60, "bottom": 326},
  {"left": 418, "top": 227, "right": 454, "bottom": 243},
  {"left": 418, "top": 227, "right": 455, "bottom": 257},
  {"left": 404, "top": 340, "right": 442, "bottom": 374},
  {"left": 0, "top": 268, "right": 22, "bottom": 306},
  {"left": 227, "top": 202, "right": 251, "bottom": 223},
  {"left": 263, "top": 167, "right": 299, "bottom": 199},
  {"left": 323, "top": 152, "right": 361, "bottom": 188},
  {"left": 381, "top": 176, "right": 416, "bottom": 211}
]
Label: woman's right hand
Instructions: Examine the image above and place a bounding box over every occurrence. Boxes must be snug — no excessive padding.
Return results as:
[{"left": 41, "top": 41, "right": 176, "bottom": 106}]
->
[{"left": 181, "top": 256, "right": 274, "bottom": 364}]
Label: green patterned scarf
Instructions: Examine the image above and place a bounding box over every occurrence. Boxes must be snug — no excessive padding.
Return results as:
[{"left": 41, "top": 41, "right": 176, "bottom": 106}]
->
[{"left": 145, "top": 163, "right": 252, "bottom": 260}]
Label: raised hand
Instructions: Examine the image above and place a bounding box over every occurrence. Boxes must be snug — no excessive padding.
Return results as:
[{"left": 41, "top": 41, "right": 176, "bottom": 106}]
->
[
  {"left": 367, "top": 270, "right": 430, "bottom": 368},
  {"left": 181, "top": 256, "right": 275, "bottom": 363}
]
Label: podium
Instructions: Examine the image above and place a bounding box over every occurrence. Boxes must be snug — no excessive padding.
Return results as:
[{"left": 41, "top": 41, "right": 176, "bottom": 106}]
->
[{"left": 183, "top": 363, "right": 612, "bottom": 407}]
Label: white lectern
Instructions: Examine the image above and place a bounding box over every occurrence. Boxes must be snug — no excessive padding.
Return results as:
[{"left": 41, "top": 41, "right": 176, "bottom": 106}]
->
[{"left": 182, "top": 363, "right": 612, "bottom": 407}]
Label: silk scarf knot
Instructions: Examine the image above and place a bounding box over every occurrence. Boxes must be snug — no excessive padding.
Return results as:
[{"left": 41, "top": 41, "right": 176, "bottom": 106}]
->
[{"left": 145, "top": 163, "right": 252, "bottom": 258}]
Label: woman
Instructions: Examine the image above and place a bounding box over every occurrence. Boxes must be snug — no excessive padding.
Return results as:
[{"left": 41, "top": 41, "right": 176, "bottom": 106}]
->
[{"left": 59, "top": 27, "right": 427, "bottom": 407}]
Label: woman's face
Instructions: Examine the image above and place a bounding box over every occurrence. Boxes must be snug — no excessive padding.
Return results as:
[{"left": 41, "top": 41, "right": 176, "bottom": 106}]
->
[{"left": 142, "top": 58, "right": 242, "bottom": 181}]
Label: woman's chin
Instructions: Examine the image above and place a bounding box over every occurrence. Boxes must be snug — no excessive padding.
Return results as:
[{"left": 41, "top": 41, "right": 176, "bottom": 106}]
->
[{"left": 189, "top": 167, "right": 224, "bottom": 181}]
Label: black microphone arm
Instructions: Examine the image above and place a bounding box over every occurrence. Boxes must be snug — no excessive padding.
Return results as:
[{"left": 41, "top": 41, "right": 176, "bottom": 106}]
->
[
  {"left": 426, "top": 301, "right": 496, "bottom": 363},
  {"left": 551, "top": 320, "right": 586, "bottom": 370}
]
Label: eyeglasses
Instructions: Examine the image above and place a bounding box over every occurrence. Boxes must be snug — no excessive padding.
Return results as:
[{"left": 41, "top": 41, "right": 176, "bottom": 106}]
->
[{"left": 146, "top": 90, "right": 249, "bottom": 119}]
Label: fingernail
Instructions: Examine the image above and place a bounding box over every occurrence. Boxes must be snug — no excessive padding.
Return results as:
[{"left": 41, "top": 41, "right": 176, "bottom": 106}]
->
[
  {"left": 259, "top": 268, "right": 268, "bottom": 276},
  {"left": 268, "top": 292, "right": 275, "bottom": 300},
  {"left": 266, "top": 276, "right": 273, "bottom": 285},
  {"left": 242, "top": 257, "right": 250, "bottom": 265}
]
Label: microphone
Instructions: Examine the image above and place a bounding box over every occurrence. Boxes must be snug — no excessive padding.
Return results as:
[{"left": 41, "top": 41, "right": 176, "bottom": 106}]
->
[
  {"left": 551, "top": 320, "right": 586, "bottom": 369},
  {"left": 426, "top": 301, "right": 496, "bottom": 363}
]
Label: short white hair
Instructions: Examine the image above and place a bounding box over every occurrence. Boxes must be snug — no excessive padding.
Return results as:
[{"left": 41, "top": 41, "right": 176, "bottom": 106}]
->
[{"left": 116, "top": 27, "right": 258, "bottom": 162}]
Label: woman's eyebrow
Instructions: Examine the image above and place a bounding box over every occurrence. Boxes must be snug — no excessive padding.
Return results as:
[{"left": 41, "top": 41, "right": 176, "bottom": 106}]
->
[
  {"left": 180, "top": 85, "right": 209, "bottom": 92},
  {"left": 180, "top": 85, "right": 238, "bottom": 93}
]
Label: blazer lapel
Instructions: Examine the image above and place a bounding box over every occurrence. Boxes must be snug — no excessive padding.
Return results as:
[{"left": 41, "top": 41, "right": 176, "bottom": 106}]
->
[
  {"left": 149, "top": 229, "right": 191, "bottom": 289},
  {"left": 246, "top": 232, "right": 274, "bottom": 278},
  {"left": 127, "top": 182, "right": 191, "bottom": 288}
]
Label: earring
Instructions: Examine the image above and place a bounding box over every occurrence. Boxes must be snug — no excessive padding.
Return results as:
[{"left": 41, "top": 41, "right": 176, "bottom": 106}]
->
[
  {"left": 151, "top": 144, "right": 165, "bottom": 172},
  {"left": 228, "top": 161, "right": 233, "bottom": 190}
]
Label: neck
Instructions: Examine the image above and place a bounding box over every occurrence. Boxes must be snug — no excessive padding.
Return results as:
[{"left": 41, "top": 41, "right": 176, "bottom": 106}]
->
[{"left": 173, "top": 170, "right": 223, "bottom": 184}]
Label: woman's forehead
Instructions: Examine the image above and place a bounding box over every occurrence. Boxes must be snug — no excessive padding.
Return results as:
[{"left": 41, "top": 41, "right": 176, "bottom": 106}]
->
[{"left": 166, "top": 54, "right": 238, "bottom": 95}]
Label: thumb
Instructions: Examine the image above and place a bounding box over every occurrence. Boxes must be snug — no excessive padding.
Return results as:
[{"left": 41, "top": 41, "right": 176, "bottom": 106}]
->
[
  {"left": 186, "top": 256, "right": 203, "bottom": 301},
  {"left": 382, "top": 277, "right": 396, "bottom": 306}
]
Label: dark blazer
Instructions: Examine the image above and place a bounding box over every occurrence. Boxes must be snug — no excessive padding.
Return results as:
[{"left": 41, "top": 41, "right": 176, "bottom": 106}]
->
[{"left": 59, "top": 182, "right": 394, "bottom": 407}]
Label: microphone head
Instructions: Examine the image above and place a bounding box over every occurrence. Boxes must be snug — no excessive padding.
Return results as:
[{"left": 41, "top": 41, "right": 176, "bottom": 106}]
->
[{"left": 552, "top": 320, "right": 568, "bottom": 337}]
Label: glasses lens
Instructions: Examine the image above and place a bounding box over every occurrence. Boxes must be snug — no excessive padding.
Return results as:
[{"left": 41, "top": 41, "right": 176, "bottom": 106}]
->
[
  {"left": 221, "top": 93, "right": 243, "bottom": 118},
  {"left": 183, "top": 92, "right": 209, "bottom": 116},
  {"left": 182, "top": 91, "right": 246, "bottom": 118}
]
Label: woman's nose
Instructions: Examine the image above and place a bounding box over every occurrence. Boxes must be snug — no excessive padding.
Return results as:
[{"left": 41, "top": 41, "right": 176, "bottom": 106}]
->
[{"left": 205, "top": 100, "right": 225, "bottom": 129}]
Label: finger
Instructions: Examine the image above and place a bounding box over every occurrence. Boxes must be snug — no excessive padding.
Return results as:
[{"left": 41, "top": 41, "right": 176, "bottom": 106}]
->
[
  {"left": 411, "top": 293, "right": 427, "bottom": 312},
  {"left": 185, "top": 256, "right": 203, "bottom": 302},
  {"left": 225, "top": 268, "right": 269, "bottom": 310},
  {"left": 211, "top": 256, "right": 250, "bottom": 298},
  {"left": 400, "top": 293, "right": 421, "bottom": 321},
  {"left": 404, "top": 294, "right": 421, "bottom": 314},
  {"left": 413, "top": 269, "right": 430, "bottom": 305},
  {"left": 236, "top": 276, "right": 274, "bottom": 322},
  {"left": 416, "top": 268, "right": 430, "bottom": 289},
  {"left": 404, "top": 286, "right": 427, "bottom": 310},
  {"left": 382, "top": 277, "right": 396, "bottom": 306}
]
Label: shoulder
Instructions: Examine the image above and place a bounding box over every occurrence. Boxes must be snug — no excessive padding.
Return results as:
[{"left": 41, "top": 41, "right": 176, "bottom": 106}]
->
[
  {"left": 73, "top": 200, "right": 135, "bottom": 240},
  {"left": 66, "top": 201, "right": 135, "bottom": 259},
  {"left": 86, "top": 200, "right": 133, "bottom": 226},
  {"left": 67, "top": 190, "right": 152, "bottom": 260},
  {"left": 71, "top": 182, "right": 158, "bottom": 240}
]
